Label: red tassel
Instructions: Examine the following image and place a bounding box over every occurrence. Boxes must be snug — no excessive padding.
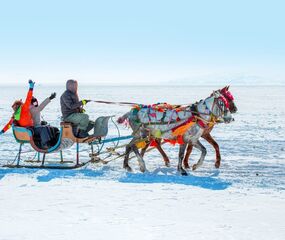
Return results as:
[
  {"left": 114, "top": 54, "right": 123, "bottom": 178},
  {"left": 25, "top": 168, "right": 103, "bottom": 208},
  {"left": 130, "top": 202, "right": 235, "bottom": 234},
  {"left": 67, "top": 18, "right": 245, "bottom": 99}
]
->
[
  {"left": 150, "top": 139, "right": 158, "bottom": 147},
  {"left": 177, "top": 135, "right": 184, "bottom": 145}
]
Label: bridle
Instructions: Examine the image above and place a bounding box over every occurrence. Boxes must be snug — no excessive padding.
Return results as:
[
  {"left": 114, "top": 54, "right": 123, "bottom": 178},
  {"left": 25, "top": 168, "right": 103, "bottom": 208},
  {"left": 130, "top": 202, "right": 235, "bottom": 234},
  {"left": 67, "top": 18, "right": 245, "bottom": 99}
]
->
[{"left": 214, "top": 96, "right": 229, "bottom": 116}]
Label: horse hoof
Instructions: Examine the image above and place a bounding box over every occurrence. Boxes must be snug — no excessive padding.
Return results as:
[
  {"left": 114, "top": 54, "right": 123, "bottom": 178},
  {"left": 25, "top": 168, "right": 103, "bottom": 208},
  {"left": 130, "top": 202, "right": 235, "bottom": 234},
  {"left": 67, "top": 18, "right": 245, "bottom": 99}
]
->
[
  {"left": 165, "top": 162, "right": 170, "bottom": 167},
  {"left": 181, "top": 171, "right": 188, "bottom": 176},
  {"left": 140, "top": 166, "right": 146, "bottom": 173},
  {"left": 192, "top": 164, "right": 198, "bottom": 171},
  {"left": 124, "top": 165, "right": 132, "bottom": 172},
  {"left": 215, "top": 161, "right": 220, "bottom": 168}
]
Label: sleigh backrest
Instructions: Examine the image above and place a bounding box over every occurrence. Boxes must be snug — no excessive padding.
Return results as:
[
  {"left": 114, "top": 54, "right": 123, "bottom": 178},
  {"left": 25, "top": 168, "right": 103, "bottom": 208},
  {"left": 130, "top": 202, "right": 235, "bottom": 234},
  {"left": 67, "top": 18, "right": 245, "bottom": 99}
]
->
[{"left": 13, "top": 126, "right": 33, "bottom": 143}]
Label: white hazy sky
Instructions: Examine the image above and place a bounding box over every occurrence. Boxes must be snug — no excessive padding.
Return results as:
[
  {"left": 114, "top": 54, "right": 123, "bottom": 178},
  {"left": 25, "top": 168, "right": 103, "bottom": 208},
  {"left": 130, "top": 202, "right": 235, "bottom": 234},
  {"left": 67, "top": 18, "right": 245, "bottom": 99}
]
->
[{"left": 0, "top": 0, "right": 284, "bottom": 85}]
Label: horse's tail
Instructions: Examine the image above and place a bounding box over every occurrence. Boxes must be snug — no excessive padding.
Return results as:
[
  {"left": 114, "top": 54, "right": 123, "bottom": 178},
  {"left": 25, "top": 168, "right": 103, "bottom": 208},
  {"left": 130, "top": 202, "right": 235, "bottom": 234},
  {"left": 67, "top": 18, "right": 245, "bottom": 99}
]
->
[{"left": 117, "top": 112, "right": 130, "bottom": 124}]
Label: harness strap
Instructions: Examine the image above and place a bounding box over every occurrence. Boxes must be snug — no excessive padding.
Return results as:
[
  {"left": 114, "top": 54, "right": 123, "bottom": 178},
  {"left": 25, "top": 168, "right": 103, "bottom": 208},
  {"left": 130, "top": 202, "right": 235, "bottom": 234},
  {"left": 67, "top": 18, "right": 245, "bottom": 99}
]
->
[{"left": 195, "top": 115, "right": 217, "bottom": 128}]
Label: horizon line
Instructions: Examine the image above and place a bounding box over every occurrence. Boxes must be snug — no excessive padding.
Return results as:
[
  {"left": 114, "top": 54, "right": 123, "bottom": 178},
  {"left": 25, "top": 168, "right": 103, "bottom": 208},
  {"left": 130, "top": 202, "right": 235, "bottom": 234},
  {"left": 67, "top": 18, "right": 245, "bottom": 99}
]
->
[{"left": 0, "top": 83, "right": 284, "bottom": 87}]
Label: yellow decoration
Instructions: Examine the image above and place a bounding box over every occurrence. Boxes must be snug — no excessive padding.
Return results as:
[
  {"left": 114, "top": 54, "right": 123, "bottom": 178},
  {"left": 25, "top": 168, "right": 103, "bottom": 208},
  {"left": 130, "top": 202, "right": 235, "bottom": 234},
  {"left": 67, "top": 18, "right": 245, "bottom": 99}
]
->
[
  {"left": 153, "top": 129, "right": 162, "bottom": 138},
  {"left": 136, "top": 141, "right": 147, "bottom": 149},
  {"left": 208, "top": 115, "right": 216, "bottom": 128}
]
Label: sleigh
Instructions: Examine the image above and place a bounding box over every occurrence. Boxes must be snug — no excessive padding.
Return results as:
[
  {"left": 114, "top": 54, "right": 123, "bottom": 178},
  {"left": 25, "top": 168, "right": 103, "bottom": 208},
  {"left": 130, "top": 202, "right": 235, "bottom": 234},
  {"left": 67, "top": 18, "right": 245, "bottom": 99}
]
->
[{"left": 4, "top": 116, "right": 125, "bottom": 169}]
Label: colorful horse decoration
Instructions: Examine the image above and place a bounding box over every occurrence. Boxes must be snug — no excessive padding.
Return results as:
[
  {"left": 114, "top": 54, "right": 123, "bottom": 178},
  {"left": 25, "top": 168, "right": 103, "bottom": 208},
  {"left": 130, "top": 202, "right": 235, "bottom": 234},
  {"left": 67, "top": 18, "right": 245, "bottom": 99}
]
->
[{"left": 118, "top": 86, "right": 237, "bottom": 175}]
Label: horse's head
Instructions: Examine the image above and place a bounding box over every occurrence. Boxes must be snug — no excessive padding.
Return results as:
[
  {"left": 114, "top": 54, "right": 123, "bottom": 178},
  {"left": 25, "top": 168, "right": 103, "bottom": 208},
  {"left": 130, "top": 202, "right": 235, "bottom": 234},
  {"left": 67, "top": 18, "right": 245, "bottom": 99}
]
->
[
  {"left": 207, "top": 91, "right": 233, "bottom": 123},
  {"left": 219, "top": 86, "right": 238, "bottom": 113}
]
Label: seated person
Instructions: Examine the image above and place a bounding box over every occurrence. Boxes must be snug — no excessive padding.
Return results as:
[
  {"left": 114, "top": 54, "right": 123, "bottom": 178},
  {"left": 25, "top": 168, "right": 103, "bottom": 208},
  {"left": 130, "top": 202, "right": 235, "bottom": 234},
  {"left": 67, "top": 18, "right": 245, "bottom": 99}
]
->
[
  {"left": 0, "top": 80, "right": 35, "bottom": 136},
  {"left": 30, "top": 93, "right": 58, "bottom": 149},
  {"left": 60, "top": 79, "right": 94, "bottom": 138}
]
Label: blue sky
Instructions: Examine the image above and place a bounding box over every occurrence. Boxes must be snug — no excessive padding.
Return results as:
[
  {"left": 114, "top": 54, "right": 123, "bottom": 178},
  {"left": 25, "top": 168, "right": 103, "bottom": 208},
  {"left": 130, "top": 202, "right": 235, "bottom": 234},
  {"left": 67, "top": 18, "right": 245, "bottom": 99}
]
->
[{"left": 0, "top": 0, "right": 284, "bottom": 85}]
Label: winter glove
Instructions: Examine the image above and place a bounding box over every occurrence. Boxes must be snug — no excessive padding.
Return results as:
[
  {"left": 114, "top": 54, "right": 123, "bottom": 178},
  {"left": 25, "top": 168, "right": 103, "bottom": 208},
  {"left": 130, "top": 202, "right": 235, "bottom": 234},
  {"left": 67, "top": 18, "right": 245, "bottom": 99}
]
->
[
  {"left": 49, "top": 92, "right": 56, "bottom": 100},
  {"left": 41, "top": 120, "right": 48, "bottom": 126},
  {"left": 117, "top": 117, "right": 124, "bottom": 124},
  {"left": 82, "top": 99, "right": 91, "bottom": 105},
  {"left": 29, "top": 79, "right": 35, "bottom": 89}
]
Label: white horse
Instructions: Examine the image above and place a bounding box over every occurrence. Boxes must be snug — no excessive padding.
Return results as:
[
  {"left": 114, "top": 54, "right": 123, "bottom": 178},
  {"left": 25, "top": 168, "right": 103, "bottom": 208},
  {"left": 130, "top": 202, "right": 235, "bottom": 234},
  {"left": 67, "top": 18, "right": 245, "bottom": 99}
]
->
[{"left": 118, "top": 91, "right": 234, "bottom": 176}]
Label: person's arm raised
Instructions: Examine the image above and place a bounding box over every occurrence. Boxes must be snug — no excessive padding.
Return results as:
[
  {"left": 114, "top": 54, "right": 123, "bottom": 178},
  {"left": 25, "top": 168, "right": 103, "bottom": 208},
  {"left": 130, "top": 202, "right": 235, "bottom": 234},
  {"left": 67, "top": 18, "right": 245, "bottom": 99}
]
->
[{"left": 23, "top": 80, "right": 35, "bottom": 109}]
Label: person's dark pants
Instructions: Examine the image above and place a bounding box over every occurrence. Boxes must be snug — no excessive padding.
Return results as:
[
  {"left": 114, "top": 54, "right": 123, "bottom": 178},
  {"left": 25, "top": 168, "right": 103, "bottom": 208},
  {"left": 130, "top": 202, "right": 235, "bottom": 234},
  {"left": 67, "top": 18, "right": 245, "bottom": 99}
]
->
[{"left": 34, "top": 126, "right": 52, "bottom": 148}]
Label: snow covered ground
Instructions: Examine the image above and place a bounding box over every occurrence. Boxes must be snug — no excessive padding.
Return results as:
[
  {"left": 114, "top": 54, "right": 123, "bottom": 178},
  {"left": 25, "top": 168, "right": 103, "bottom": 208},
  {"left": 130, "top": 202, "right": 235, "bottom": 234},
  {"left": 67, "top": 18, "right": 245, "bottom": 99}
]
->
[{"left": 0, "top": 85, "right": 284, "bottom": 240}]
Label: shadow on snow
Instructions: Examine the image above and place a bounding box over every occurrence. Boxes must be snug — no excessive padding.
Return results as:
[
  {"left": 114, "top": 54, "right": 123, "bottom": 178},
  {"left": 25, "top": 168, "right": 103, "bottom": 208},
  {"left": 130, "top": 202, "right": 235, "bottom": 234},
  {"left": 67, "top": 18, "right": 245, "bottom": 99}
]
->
[
  {"left": 119, "top": 169, "right": 231, "bottom": 190},
  {"left": 0, "top": 168, "right": 104, "bottom": 182},
  {"left": 0, "top": 167, "right": 231, "bottom": 190}
]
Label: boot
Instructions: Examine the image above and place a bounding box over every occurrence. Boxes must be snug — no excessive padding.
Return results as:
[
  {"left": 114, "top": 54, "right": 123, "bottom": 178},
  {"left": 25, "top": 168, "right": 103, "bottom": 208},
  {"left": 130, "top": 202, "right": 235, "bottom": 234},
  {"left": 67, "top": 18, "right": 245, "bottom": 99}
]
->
[
  {"left": 76, "top": 129, "right": 89, "bottom": 138},
  {"left": 86, "top": 121, "right": 95, "bottom": 133}
]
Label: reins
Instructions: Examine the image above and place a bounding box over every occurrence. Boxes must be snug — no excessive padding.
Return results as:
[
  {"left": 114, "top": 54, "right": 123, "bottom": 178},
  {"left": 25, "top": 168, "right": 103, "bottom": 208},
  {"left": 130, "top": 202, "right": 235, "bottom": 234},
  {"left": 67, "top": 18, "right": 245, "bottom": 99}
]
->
[{"left": 91, "top": 100, "right": 139, "bottom": 106}]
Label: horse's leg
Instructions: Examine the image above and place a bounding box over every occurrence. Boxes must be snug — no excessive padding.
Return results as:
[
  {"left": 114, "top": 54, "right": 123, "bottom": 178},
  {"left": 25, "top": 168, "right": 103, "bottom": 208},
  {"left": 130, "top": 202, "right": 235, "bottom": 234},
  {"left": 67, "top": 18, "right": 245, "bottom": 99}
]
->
[
  {"left": 123, "top": 145, "right": 133, "bottom": 172},
  {"left": 141, "top": 139, "right": 170, "bottom": 167},
  {"left": 192, "top": 140, "right": 207, "bottom": 171},
  {"left": 155, "top": 139, "right": 170, "bottom": 167},
  {"left": 183, "top": 143, "right": 193, "bottom": 169},
  {"left": 140, "top": 141, "right": 150, "bottom": 157},
  {"left": 177, "top": 143, "right": 188, "bottom": 176},
  {"left": 123, "top": 137, "right": 139, "bottom": 172},
  {"left": 123, "top": 144, "right": 133, "bottom": 172},
  {"left": 132, "top": 145, "right": 146, "bottom": 173},
  {"left": 202, "top": 133, "right": 221, "bottom": 168}
]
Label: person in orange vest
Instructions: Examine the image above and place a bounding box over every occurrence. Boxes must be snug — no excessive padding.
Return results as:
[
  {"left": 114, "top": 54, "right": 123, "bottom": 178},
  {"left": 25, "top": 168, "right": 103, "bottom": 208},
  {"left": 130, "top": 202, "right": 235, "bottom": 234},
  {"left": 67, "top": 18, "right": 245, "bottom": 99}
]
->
[{"left": 0, "top": 80, "right": 35, "bottom": 135}]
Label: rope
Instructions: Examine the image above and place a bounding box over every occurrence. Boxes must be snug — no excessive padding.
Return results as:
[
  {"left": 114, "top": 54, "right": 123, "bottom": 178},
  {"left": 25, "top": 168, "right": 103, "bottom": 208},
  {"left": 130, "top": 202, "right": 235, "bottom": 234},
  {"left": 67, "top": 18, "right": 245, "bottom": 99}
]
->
[
  {"left": 91, "top": 100, "right": 139, "bottom": 106},
  {"left": 91, "top": 100, "right": 195, "bottom": 108}
]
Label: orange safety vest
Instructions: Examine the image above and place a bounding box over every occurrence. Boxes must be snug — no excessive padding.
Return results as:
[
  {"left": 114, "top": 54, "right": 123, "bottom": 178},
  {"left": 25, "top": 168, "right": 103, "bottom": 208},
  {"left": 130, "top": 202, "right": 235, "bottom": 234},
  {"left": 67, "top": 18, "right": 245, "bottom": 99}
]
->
[
  {"left": 1, "top": 88, "right": 34, "bottom": 134},
  {"left": 17, "top": 88, "right": 34, "bottom": 127}
]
